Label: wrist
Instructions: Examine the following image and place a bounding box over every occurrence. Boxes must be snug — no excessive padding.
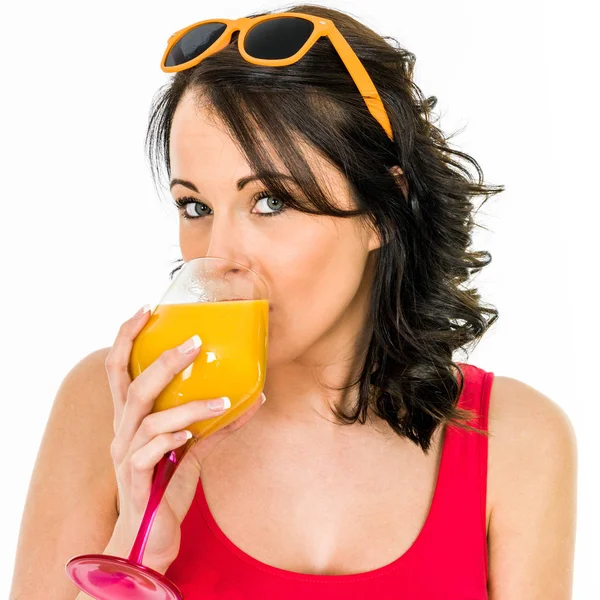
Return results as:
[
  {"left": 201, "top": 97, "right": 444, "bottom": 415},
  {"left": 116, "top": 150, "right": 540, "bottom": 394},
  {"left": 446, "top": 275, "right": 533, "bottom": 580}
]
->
[{"left": 103, "top": 526, "right": 175, "bottom": 575}]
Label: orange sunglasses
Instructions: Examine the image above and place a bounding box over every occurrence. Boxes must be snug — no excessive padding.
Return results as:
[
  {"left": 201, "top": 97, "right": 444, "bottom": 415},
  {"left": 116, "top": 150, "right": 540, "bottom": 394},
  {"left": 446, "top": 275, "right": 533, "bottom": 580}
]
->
[{"left": 160, "top": 12, "right": 394, "bottom": 142}]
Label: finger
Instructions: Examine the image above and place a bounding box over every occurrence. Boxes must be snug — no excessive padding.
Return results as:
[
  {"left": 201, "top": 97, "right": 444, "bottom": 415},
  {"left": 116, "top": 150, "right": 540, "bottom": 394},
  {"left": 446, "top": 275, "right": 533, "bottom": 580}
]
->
[
  {"left": 212, "top": 392, "right": 266, "bottom": 437},
  {"left": 116, "top": 335, "right": 202, "bottom": 447},
  {"left": 104, "top": 305, "right": 153, "bottom": 433},
  {"left": 128, "top": 430, "right": 194, "bottom": 503},
  {"left": 183, "top": 393, "right": 265, "bottom": 466},
  {"left": 128, "top": 397, "right": 231, "bottom": 456}
]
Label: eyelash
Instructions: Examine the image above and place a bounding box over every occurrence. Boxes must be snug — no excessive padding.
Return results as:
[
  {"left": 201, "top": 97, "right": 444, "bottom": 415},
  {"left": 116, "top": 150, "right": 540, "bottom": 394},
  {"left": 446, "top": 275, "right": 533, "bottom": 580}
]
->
[{"left": 173, "top": 190, "right": 287, "bottom": 220}]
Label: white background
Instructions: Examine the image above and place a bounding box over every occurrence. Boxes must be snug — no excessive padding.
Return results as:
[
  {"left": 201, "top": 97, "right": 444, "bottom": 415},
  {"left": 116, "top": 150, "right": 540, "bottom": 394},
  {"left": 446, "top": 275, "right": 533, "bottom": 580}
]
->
[{"left": 1, "top": 0, "right": 597, "bottom": 596}]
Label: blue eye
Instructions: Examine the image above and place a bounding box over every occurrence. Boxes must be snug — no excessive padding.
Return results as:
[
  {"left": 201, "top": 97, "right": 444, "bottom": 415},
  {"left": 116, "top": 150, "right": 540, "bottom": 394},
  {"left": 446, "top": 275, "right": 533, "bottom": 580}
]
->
[
  {"left": 173, "top": 190, "right": 287, "bottom": 220},
  {"left": 175, "top": 199, "right": 211, "bottom": 219},
  {"left": 253, "top": 191, "right": 285, "bottom": 215}
]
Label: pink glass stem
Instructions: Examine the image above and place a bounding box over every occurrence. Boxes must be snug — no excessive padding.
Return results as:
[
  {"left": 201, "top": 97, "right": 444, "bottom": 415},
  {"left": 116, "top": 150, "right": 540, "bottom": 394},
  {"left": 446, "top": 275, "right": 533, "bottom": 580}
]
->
[{"left": 128, "top": 436, "right": 197, "bottom": 565}]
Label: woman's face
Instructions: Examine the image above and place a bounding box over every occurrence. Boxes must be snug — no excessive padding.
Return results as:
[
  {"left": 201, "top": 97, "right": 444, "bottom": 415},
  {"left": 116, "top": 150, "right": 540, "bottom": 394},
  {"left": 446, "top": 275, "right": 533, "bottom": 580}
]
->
[{"left": 169, "top": 90, "right": 381, "bottom": 369}]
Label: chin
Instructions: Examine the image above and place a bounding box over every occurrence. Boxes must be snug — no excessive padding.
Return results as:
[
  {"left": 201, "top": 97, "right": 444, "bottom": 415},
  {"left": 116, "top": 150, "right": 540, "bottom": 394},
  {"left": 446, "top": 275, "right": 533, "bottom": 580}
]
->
[{"left": 264, "top": 340, "right": 297, "bottom": 370}]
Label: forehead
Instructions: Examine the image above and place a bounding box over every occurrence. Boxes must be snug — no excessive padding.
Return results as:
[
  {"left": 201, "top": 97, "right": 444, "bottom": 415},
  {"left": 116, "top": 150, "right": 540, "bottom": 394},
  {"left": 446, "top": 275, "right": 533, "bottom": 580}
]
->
[
  {"left": 169, "top": 91, "right": 255, "bottom": 176},
  {"left": 168, "top": 89, "right": 345, "bottom": 195}
]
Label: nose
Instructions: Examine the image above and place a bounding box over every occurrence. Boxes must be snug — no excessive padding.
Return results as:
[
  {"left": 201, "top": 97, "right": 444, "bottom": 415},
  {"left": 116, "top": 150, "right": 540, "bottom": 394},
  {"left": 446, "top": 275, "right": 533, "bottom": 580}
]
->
[
  {"left": 192, "top": 212, "right": 268, "bottom": 300},
  {"left": 204, "top": 212, "right": 248, "bottom": 268}
]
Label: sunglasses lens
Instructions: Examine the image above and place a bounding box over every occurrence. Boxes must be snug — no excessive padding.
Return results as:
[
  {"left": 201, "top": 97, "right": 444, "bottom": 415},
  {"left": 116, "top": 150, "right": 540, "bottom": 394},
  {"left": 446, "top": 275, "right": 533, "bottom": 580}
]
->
[
  {"left": 165, "top": 22, "right": 228, "bottom": 67},
  {"left": 245, "top": 17, "right": 314, "bottom": 60}
]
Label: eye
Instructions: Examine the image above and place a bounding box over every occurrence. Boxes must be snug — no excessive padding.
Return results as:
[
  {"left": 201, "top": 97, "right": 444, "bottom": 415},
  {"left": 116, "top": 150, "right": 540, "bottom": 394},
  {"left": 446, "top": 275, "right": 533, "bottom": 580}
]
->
[
  {"left": 173, "top": 190, "right": 287, "bottom": 221},
  {"left": 253, "top": 191, "right": 285, "bottom": 215},
  {"left": 173, "top": 197, "right": 212, "bottom": 220}
]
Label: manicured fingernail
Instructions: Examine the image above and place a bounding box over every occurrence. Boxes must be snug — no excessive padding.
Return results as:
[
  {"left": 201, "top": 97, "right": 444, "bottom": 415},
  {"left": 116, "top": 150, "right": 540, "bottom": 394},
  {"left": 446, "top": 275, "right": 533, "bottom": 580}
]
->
[
  {"left": 260, "top": 393, "right": 266, "bottom": 404},
  {"left": 134, "top": 304, "right": 151, "bottom": 318},
  {"left": 207, "top": 396, "right": 231, "bottom": 411},
  {"left": 174, "top": 430, "right": 193, "bottom": 441},
  {"left": 178, "top": 334, "right": 202, "bottom": 354}
]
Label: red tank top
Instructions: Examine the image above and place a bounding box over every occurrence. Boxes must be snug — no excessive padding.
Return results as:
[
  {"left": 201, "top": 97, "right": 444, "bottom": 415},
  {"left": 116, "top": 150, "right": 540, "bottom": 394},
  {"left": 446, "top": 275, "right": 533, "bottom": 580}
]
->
[{"left": 165, "top": 362, "right": 493, "bottom": 599}]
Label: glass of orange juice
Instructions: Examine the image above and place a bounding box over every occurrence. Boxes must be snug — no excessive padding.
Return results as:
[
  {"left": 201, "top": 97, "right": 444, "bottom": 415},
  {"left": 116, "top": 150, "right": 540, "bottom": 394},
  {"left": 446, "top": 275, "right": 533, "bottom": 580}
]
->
[
  {"left": 129, "top": 258, "right": 269, "bottom": 439},
  {"left": 65, "top": 257, "right": 269, "bottom": 600}
]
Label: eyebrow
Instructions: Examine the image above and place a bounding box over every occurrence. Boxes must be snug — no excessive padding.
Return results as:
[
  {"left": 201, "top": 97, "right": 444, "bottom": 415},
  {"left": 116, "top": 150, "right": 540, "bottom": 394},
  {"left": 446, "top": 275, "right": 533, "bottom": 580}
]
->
[{"left": 169, "top": 172, "right": 296, "bottom": 193}]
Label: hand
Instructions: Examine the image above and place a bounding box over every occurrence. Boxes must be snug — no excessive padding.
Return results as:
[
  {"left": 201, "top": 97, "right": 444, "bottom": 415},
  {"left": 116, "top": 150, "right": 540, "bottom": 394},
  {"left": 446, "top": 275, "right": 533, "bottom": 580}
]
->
[{"left": 104, "top": 305, "right": 265, "bottom": 571}]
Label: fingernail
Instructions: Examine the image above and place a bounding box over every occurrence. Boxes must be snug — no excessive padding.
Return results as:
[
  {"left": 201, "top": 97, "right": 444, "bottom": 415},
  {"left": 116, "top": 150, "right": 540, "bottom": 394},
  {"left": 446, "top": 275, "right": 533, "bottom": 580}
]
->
[
  {"left": 207, "top": 396, "right": 231, "bottom": 411},
  {"left": 134, "top": 304, "right": 151, "bottom": 318},
  {"left": 178, "top": 334, "right": 202, "bottom": 354},
  {"left": 260, "top": 393, "right": 267, "bottom": 404},
  {"left": 174, "top": 430, "right": 193, "bottom": 441}
]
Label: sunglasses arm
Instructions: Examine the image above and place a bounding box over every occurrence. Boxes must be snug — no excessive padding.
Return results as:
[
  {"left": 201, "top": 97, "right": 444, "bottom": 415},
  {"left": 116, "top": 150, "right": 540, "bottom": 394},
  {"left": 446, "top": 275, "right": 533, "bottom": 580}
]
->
[{"left": 326, "top": 27, "right": 394, "bottom": 141}]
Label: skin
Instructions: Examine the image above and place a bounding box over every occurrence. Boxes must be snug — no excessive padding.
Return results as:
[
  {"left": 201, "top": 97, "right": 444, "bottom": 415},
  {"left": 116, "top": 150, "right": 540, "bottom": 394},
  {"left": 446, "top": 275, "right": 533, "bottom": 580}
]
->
[
  {"left": 9, "top": 86, "right": 577, "bottom": 599},
  {"left": 167, "top": 89, "right": 578, "bottom": 595},
  {"left": 164, "top": 87, "right": 458, "bottom": 576},
  {"left": 169, "top": 88, "right": 400, "bottom": 432}
]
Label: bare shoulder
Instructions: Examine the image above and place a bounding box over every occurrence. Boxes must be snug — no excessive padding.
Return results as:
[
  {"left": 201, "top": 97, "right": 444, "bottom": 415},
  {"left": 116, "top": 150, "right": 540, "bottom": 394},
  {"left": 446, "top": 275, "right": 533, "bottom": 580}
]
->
[
  {"left": 82, "top": 346, "right": 113, "bottom": 386},
  {"left": 46, "top": 346, "right": 114, "bottom": 438},
  {"left": 486, "top": 374, "right": 578, "bottom": 598},
  {"left": 487, "top": 374, "right": 577, "bottom": 510},
  {"left": 68, "top": 346, "right": 113, "bottom": 389},
  {"left": 487, "top": 375, "right": 577, "bottom": 469},
  {"left": 79, "top": 345, "right": 112, "bottom": 370},
  {"left": 10, "top": 346, "right": 118, "bottom": 598},
  {"left": 58, "top": 347, "right": 114, "bottom": 431}
]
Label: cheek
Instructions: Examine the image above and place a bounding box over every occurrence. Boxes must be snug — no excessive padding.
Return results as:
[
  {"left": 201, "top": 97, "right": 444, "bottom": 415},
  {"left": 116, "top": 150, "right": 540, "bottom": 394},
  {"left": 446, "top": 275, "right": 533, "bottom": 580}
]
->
[{"left": 266, "top": 219, "right": 370, "bottom": 361}]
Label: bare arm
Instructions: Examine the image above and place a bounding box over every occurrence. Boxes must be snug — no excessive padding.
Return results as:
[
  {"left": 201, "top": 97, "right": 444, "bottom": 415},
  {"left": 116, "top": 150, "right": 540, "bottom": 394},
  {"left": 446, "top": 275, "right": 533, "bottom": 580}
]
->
[
  {"left": 487, "top": 376, "right": 578, "bottom": 599},
  {"left": 10, "top": 348, "right": 121, "bottom": 599}
]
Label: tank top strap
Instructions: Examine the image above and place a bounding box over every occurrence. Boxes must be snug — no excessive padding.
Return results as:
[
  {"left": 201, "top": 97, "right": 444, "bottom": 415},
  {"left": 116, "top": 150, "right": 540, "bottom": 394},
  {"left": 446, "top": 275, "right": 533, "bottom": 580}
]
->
[{"left": 430, "top": 361, "right": 493, "bottom": 583}]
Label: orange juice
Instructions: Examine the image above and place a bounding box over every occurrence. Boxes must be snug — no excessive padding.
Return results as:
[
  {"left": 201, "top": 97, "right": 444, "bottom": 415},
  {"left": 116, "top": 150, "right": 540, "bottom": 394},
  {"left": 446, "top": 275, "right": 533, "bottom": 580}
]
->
[{"left": 129, "top": 299, "right": 268, "bottom": 438}]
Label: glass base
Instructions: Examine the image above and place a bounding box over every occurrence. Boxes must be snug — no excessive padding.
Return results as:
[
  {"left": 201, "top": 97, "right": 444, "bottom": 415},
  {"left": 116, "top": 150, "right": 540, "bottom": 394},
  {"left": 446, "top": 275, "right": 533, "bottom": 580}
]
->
[{"left": 65, "top": 554, "right": 183, "bottom": 600}]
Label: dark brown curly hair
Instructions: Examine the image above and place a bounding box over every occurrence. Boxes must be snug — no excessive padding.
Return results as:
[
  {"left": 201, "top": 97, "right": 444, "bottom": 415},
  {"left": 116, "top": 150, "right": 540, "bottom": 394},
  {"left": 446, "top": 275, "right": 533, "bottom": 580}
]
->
[{"left": 144, "top": 3, "right": 503, "bottom": 454}]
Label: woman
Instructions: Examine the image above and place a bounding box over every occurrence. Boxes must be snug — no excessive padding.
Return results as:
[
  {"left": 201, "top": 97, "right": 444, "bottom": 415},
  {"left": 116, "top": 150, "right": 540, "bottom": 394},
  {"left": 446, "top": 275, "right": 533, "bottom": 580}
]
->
[{"left": 10, "top": 4, "right": 577, "bottom": 599}]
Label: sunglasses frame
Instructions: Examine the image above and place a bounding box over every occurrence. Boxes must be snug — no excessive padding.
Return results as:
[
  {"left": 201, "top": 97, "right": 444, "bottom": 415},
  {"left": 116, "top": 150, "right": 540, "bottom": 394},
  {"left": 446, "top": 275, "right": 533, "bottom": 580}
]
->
[{"left": 160, "top": 12, "right": 394, "bottom": 142}]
